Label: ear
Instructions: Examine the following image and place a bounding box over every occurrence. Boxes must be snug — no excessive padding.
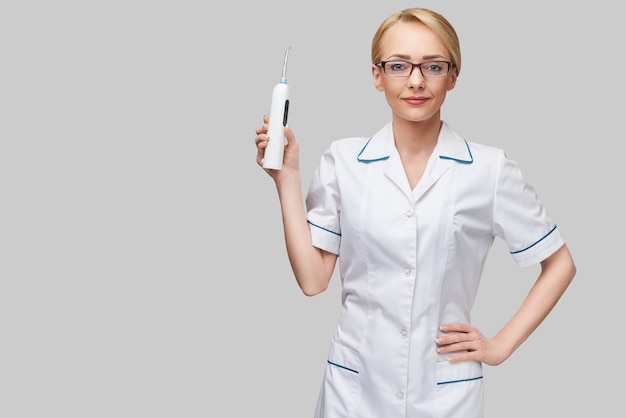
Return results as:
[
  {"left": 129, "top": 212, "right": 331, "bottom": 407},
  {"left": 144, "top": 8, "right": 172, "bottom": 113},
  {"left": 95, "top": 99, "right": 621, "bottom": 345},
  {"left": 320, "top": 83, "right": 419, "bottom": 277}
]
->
[
  {"left": 372, "top": 64, "right": 384, "bottom": 91},
  {"left": 446, "top": 68, "right": 458, "bottom": 91}
]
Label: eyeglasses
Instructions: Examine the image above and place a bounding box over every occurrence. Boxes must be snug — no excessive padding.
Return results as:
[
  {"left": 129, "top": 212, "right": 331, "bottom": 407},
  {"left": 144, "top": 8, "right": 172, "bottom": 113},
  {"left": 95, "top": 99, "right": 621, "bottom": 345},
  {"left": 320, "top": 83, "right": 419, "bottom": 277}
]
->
[{"left": 376, "top": 60, "right": 453, "bottom": 78}]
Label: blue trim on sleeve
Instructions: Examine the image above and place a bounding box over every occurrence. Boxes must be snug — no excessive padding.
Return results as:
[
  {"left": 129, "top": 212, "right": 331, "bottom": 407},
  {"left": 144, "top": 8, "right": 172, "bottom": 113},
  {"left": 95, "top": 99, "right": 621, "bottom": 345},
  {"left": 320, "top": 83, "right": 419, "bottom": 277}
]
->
[
  {"left": 437, "top": 375, "right": 483, "bottom": 385},
  {"left": 510, "top": 225, "right": 558, "bottom": 254},
  {"left": 327, "top": 360, "right": 359, "bottom": 374},
  {"left": 308, "top": 220, "right": 341, "bottom": 236}
]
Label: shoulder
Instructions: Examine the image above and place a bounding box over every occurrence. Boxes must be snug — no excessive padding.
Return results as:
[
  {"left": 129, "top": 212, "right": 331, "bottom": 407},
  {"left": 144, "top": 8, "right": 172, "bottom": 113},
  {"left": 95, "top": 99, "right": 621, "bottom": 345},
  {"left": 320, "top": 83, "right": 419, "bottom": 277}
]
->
[
  {"left": 319, "top": 136, "right": 377, "bottom": 168},
  {"left": 467, "top": 141, "right": 507, "bottom": 163},
  {"left": 322, "top": 122, "right": 394, "bottom": 159},
  {"left": 326, "top": 136, "right": 370, "bottom": 155},
  {"left": 312, "top": 136, "right": 371, "bottom": 178}
]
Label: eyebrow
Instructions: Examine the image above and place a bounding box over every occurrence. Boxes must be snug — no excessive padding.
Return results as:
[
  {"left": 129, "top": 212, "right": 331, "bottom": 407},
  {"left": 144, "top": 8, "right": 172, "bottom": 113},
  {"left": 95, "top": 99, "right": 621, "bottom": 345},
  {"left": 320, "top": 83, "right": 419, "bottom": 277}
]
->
[{"left": 386, "top": 53, "right": 448, "bottom": 61}]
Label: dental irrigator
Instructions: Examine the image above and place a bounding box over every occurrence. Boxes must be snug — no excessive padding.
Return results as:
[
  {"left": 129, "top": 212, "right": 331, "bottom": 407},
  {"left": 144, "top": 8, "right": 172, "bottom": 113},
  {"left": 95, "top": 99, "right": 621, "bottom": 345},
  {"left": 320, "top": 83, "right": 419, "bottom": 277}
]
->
[{"left": 263, "top": 47, "right": 291, "bottom": 170}]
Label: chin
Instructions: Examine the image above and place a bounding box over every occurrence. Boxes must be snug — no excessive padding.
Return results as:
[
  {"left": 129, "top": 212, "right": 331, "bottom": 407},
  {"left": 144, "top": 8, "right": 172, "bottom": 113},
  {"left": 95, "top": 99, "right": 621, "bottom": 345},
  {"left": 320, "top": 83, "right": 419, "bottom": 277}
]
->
[{"left": 398, "top": 112, "right": 437, "bottom": 124}]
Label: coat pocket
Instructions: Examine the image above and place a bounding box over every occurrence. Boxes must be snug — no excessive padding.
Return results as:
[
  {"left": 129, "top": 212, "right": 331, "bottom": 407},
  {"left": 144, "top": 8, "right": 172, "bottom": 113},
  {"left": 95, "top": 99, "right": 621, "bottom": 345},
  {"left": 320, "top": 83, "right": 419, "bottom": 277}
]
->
[
  {"left": 314, "top": 342, "right": 361, "bottom": 418},
  {"left": 434, "top": 360, "right": 484, "bottom": 418}
]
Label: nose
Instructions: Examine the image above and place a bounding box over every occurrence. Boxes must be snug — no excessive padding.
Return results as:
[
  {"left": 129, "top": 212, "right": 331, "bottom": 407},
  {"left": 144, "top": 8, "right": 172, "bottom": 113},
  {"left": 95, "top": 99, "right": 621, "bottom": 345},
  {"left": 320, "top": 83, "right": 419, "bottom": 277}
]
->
[{"left": 407, "top": 65, "right": 425, "bottom": 88}]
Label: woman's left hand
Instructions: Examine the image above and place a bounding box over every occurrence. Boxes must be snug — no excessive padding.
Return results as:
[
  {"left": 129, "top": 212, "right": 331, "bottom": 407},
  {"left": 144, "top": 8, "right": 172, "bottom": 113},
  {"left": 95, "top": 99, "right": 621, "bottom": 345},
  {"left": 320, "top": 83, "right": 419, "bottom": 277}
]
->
[{"left": 436, "top": 323, "right": 510, "bottom": 366}]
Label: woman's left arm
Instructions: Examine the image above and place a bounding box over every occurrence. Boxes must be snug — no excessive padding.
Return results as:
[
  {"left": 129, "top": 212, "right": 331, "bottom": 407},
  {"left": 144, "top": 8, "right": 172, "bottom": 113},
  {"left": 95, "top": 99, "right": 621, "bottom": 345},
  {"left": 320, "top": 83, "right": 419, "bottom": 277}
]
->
[{"left": 437, "top": 244, "right": 576, "bottom": 365}]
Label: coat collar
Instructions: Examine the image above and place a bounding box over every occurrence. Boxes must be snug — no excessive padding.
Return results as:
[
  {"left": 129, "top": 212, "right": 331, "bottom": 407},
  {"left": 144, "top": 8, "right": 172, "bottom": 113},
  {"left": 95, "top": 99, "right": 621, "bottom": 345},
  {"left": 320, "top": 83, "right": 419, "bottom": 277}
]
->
[{"left": 356, "top": 121, "right": 474, "bottom": 164}]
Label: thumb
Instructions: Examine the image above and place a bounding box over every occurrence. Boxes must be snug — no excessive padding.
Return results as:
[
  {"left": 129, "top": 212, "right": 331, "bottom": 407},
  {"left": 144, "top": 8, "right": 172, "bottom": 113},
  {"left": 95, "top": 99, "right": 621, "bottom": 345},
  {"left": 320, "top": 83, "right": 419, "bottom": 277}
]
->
[{"left": 284, "top": 125, "right": 296, "bottom": 146}]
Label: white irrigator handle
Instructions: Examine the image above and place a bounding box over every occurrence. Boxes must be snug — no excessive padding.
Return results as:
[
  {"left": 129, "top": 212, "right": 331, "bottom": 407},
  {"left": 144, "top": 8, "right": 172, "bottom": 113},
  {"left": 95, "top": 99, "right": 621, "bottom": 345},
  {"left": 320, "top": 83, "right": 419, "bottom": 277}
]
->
[{"left": 263, "top": 47, "right": 291, "bottom": 170}]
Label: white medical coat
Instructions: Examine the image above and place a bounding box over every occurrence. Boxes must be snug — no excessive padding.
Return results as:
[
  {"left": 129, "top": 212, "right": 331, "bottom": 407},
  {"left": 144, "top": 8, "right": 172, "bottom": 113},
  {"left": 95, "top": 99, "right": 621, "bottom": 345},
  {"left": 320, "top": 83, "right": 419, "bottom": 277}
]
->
[{"left": 306, "top": 121, "right": 564, "bottom": 418}]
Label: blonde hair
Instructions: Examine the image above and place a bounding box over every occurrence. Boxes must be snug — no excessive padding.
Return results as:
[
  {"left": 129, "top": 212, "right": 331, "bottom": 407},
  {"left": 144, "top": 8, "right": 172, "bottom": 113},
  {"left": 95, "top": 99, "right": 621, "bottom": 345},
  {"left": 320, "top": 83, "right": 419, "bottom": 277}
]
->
[{"left": 371, "top": 8, "right": 461, "bottom": 76}]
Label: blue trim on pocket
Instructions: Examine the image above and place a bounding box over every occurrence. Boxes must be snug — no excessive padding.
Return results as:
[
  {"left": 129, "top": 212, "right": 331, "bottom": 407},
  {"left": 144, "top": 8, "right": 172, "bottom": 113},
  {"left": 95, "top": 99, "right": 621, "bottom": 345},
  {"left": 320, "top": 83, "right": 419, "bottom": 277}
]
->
[
  {"left": 437, "top": 375, "right": 483, "bottom": 385},
  {"left": 327, "top": 360, "right": 359, "bottom": 374}
]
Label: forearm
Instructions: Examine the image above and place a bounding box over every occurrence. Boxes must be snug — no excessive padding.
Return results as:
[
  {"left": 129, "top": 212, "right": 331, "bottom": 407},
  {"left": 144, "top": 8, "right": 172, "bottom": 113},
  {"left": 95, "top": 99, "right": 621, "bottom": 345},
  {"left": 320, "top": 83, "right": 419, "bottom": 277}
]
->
[
  {"left": 275, "top": 172, "right": 334, "bottom": 296},
  {"left": 495, "top": 244, "right": 576, "bottom": 358}
]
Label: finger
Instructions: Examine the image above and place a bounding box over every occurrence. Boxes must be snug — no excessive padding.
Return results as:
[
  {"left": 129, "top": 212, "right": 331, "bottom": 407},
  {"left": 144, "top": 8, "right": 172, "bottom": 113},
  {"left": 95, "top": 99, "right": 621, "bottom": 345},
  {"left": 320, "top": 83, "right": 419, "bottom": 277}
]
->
[
  {"left": 254, "top": 117, "right": 269, "bottom": 135},
  {"left": 437, "top": 335, "right": 462, "bottom": 346},
  {"left": 437, "top": 340, "right": 478, "bottom": 358},
  {"left": 256, "top": 136, "right": 267, "bottom": 166},
  {"left": 255, "top": 134, "right": 269, "bottom": 148},
  {"left": 437, "top": 331, "right": 475, "bottom": 346},
  {"left": 440, "top": 323, "right": 473, "bottom": 333},
  {"left": 256, "top": 146, "right": 265, "bottom": 165}
]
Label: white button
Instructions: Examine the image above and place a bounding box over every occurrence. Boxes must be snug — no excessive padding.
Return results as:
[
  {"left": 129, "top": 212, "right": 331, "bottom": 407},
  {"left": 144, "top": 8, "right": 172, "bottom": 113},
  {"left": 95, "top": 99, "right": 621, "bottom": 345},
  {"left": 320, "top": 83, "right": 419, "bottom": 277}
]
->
[
  {"left": 400, "top": 329, "right": 408, "bottom": 338},
  {"left": 404, "top": 268, "right": 411, "bottom": 276},
  {"left": 405, "top": 209, "right": 413, "bottom": 217},
  {"left": 396, "top": 391, "right": 404, "bottom": 400}
]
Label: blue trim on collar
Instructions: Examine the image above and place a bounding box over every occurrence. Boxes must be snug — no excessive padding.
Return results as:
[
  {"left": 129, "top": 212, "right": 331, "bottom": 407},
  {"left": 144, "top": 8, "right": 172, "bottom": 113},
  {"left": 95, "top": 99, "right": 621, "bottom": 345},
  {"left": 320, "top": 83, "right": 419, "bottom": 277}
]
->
[
  {"left": 357, "top": 137, "right": 390, "bottom": 163},
  {"left": 439, "top": 139, "right": 474, "bottom": 164},
  {"left": 357, "top": 137, "right": 474, "bottom": 164},
  {"left": 510, "top": 225, "right": 558, "bottom": 254}
]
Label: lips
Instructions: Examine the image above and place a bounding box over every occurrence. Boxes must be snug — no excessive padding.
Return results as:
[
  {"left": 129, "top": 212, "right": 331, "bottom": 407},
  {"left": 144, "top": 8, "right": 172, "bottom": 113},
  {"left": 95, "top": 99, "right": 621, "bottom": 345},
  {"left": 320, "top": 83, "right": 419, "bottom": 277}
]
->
[{"left": 404, "top": 97, "right": 428, "bottom": 105}]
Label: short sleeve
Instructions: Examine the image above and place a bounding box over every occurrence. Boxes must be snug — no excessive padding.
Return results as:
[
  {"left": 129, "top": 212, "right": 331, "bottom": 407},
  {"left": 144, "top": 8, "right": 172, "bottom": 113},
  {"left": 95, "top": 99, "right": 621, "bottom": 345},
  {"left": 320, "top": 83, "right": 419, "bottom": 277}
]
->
[
  {"left": 305, "top": 146, "right": 341, "bottom": 255},
  {"left": 493, "top": 152, "right": 564, "bottom": 269}
]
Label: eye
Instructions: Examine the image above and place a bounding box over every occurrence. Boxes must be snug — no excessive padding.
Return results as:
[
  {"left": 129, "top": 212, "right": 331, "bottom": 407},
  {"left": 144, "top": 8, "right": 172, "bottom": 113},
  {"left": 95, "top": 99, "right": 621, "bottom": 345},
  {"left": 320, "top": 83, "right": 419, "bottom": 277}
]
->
[
  {"left": 423, "top": 62, "right": 445, "bottom": 73},
  {"left": 387, "top": 61, "right": 410, "bottom": 72}
]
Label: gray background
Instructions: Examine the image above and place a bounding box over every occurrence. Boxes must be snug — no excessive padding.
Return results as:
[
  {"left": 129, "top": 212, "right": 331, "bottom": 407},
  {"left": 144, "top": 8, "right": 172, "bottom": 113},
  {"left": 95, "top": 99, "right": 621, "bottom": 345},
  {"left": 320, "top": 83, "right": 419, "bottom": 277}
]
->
[{"left": 1, "top": 0, "right": 623, "bottom": 416}]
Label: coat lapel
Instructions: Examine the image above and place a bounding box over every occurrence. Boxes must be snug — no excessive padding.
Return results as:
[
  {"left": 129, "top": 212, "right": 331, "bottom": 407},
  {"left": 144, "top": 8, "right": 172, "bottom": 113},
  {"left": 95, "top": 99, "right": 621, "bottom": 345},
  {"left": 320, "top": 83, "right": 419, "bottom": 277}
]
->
[
  {"left": 413, "top": 122, "right": 474, "bottom": 201},
  {"left": 356, "top": 122, "right": 411, "bottom": 199},
  {"left": 356, "top": 121, "right": 474, "bottom": 202}
]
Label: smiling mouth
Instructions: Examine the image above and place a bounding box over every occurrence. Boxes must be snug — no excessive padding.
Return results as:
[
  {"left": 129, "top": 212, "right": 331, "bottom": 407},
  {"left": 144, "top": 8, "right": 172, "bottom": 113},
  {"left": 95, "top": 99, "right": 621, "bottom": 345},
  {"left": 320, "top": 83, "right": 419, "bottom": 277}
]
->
[{"left": 404, "top": 97, "right": 427, "bottom": 104}]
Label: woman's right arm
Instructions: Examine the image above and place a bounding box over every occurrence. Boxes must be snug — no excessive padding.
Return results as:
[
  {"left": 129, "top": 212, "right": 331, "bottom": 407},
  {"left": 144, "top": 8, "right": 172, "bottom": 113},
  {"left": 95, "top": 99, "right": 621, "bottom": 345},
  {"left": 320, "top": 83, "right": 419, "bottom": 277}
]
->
[{"left": 255, "top": 116, "right": 337, "bottom": 296}]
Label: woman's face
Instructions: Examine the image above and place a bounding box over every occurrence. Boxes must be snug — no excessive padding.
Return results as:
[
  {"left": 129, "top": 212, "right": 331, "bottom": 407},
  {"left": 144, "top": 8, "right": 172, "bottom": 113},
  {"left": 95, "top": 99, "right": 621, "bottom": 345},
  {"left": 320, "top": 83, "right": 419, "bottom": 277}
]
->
[{"left": 372, "top": 21, "right": 457, "bottom": 124}]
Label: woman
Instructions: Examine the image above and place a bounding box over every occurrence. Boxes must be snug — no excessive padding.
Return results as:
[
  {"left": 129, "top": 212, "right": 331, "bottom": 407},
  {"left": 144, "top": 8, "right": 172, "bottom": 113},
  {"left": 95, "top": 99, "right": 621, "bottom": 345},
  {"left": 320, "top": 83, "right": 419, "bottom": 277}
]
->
[{"left": 254, "top": 7, "right": 576, "bottom": 418}]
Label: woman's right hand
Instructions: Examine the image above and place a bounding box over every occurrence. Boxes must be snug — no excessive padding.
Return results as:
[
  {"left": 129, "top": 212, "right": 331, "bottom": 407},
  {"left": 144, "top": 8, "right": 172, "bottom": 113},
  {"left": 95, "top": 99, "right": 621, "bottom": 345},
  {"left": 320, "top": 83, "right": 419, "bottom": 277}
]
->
[{"left": 254, "top": 114, "right": 299, "bottom": 179}]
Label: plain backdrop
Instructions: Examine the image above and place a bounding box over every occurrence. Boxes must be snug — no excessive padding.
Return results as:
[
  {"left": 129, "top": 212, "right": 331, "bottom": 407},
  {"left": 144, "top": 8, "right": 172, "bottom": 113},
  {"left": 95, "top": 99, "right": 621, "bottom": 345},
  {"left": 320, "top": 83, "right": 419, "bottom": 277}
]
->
[{"left": 1, "top": 1, "right": 623, "bottom": 417}]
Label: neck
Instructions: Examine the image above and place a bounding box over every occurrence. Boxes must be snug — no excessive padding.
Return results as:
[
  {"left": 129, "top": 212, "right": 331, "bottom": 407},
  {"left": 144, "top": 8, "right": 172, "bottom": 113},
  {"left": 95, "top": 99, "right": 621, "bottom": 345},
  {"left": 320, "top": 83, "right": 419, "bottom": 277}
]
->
[{"left": 391, "top": 115, "right": 442, "bottom": 155}]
